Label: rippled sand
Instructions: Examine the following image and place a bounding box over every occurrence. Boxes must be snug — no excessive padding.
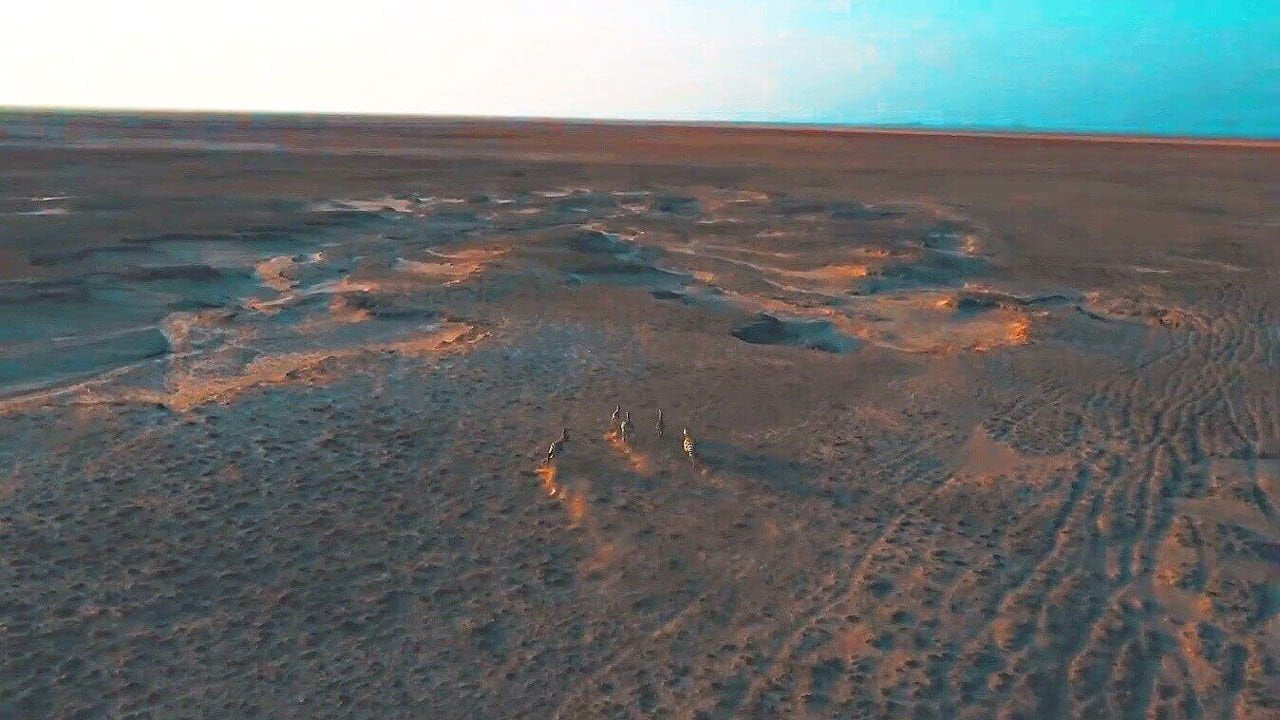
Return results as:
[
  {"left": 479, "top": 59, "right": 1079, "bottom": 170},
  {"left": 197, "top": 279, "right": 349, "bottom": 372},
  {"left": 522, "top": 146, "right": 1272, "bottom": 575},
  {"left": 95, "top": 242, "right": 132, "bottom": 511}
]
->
[{"left": 1, "top": 113, "right": 1278, "bottom": 719}]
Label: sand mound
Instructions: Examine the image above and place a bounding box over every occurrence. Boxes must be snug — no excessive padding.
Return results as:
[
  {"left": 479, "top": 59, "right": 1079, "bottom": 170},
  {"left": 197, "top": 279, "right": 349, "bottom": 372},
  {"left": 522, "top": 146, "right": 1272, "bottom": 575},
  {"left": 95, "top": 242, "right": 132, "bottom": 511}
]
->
[{"left": 394, "top": 247, "right": 508, "bottom": 286}]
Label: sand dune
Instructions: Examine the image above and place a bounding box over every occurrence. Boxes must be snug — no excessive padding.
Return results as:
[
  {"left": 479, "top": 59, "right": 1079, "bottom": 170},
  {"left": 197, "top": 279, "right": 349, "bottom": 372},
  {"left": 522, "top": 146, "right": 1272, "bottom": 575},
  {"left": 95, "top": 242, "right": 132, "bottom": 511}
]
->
[{"left": 0, "top": 113, "right": 1278, "bottom": 719}]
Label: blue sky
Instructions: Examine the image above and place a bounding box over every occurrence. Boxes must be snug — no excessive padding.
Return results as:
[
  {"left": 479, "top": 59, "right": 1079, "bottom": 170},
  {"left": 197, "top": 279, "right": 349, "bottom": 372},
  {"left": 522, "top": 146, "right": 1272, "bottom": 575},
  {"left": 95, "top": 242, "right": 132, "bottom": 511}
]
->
[{"left": 2, "top": 0, "right": 1276, "bottom": 137}]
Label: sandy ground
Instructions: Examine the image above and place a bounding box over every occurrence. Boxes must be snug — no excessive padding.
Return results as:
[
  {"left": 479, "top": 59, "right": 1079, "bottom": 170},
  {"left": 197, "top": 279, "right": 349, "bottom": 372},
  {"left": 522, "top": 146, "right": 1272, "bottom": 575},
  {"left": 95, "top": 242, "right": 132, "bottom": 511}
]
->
[{"left": 1, "top": 113, "right": 1279, "bottom": 719}]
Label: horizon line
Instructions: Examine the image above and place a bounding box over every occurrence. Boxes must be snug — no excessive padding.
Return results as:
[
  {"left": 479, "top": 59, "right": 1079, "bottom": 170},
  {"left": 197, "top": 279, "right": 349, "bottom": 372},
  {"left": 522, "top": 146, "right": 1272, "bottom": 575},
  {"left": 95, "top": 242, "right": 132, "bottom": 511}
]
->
[{"left": 2, "top": 105, "right": 1277, "bottom": 149}]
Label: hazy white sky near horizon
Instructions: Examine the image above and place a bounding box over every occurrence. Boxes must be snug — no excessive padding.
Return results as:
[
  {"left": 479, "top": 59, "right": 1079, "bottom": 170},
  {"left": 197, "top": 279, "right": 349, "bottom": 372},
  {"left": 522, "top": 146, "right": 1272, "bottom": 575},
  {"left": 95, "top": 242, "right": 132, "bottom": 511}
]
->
[{"left": 3, "top": 0, "right": 1277, "bottom": 136}]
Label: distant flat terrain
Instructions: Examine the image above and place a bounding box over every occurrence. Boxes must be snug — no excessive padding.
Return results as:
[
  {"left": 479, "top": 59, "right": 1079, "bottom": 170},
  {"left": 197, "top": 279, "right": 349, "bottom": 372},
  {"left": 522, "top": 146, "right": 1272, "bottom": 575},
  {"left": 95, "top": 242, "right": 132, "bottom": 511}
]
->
[{"left": 1, "top": 113, "right": 1278, "bottom": 719}]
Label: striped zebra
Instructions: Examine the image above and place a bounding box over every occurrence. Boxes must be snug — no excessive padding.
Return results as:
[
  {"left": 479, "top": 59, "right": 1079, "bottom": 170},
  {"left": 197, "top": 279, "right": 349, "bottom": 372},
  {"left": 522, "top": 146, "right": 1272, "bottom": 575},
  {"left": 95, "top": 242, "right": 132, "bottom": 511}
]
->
[
  {"left": 682, "top": 428, "right": 697, "bottom": 462},
  {"left": 619, "top": 412, "right": 634, "bottom": 444},
  {"left": 545, "top": 428, "right": 569, "bottom": 465}
]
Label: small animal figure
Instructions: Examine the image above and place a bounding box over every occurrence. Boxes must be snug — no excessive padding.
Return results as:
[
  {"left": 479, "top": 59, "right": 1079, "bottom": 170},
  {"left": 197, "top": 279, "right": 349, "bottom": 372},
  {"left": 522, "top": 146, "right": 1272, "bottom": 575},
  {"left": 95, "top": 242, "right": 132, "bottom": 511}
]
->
[
  {"left": 619, "top": 412, "right": 634, "bottom": 443},
  {"left": 656, "top": 408, "right": 665, "bottom": 438},
  {"left": 545, "top": 428, "right": 569, "bottom": 465},
  {"left": 682, "top": 427, "right": 697, "bottom": 462}
]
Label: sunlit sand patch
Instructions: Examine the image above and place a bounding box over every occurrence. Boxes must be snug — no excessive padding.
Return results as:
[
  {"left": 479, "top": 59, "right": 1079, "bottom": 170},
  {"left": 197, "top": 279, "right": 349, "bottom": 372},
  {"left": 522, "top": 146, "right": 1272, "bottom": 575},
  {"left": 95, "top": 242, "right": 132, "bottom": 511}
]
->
[
  {"left": 757, "top": 276, "right": 848, "bottom": 300},
  {"left": 836, "top": 292, "right": 1035, "bottom": 353},
  {"left": 685, "top": 187, "right": 770, "bottom": 214},
  {"left": 925, "top": 232, "right": 982, "bottom": 256},
  {"left": 1157, "top": 455, "right": 1280, "bottom": 669},
  {"left": 930, "top": 426, "right": 1073, "bottom": 520},
  {"left": 835, "top": 621, "right": 876, "bottom": 656},
  {"left": 729, "top": 190, "right": 770, "bottom": 204},
  {"left": 949, "top": 426, "right": 1069, "bottom": 481},
  {"left": 651, "top": 230, "right": 1035, "bottom": 353},
  {"left": 245, "top": 249, "right": 357, "bottom": 313},
  {"left": 69, "top": 400, "right": 114, "bottom": 427},
  {"left": 606, "top": 433, "right": 653, "bottom": 475},
  {"left": 697, "top": 243, "right": 797, "bottom": 260},
  {"left": 255, "top": 255, "right": 303, "bottom": 291},
  {"left": 664, "top": 244, "right": 767, "bottom": 271},
  {"left": 252, "top": 247, "right": 497, "bottom": 328},
  {"left": 332, "top": 274, "right": 413, "bottom": 295},
  {"left": 535, "top": 465, "right": 591, "bottom": 529},
  {"left": 570, "top": 222, "right": 644, "bottom": 247},
  {"left": 690, "top": 270, "right": 720, "bottom": 286},
  {"left": 394, "top": 247, "right": 508, "bottom": 285},
  {"left": 1154, "top": 533, "right": 1210, "bottom": 623},
  {"left": 0, "top": 358, "right": 154, "bottom": 415},
  {"left": 566, "top": 493, "right": 590, "bottom": 527},
  {"left": 537, "top": 464, "right": 563, "bottom": 498},
  {"left": 145, "top": 350, "right": 346, "bottom": 411},
  {"left": 534, "top": 188, "right": 591, "bottom": 198},
  {"left": 709, "top": 287, "right": 824, "bottom": 318},
  {"left": 1181, "top": 459, "right": 1279, "bottom": 539},
  {"left": 1177, "top": 621, "right": 1236, "bottom": 695},
  {"left": 328, "top": 294, "right": 373, "bottom": 324},
  {"left": 160, "top": 310, "right": 252, "bottom": 355},
  {"left": 1167, "top": 255, "right": 1247, "bottom": 273},
  {"left": 771, "top": 263, "right": 871, "bottom": 287},
  {"left": 242, "top": 280, "right": 340, "bottom": 315},
  {"left": 675, "top": 188, "right": 762, "bottom": 215},
  {"left": 309, "top": 196, "right": 418, "bottom": 214},
  {"left": 1003, "top": 316, "right": 1034, "bottom": 346},
  {"left": 381, "top": 323, "right": 483, "bottom": 355},
  {"left": 609, "top": 190, "right": 654, "bottom": 212},
  {"left": 709, "top": 284, "right": 1033, "bottom": 354},
  {"left": 126, "top": 322, "right": 480, "bottom": 412},
  {"left": 1080, "top": 290, "right": 1207, "bottom": 330},
  {"left": 892, "top": 197, "right": 981, "bottom": 226}
]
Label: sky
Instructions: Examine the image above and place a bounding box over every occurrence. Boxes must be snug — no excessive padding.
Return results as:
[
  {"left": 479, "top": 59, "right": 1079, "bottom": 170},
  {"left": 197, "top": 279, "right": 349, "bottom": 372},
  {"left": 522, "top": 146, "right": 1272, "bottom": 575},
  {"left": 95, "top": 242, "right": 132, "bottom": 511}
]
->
[{"left": 2, "top": 0, "right": 1277, "bottom": 138}]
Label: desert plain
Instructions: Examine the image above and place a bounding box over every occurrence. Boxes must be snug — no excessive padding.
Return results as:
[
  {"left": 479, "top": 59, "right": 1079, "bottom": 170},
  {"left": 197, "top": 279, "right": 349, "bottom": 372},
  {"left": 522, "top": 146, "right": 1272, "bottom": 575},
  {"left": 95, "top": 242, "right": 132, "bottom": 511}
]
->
[{"left": 1, "top": 113, "right": 1278, "bottom": 719}]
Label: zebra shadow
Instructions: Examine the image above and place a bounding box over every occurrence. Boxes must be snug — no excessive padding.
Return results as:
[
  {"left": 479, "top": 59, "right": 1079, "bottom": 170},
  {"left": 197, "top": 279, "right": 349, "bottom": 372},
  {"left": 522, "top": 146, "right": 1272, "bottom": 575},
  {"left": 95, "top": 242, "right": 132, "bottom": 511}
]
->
[{"left": 688, "top": 440, "right": 827, "bottom": 499}]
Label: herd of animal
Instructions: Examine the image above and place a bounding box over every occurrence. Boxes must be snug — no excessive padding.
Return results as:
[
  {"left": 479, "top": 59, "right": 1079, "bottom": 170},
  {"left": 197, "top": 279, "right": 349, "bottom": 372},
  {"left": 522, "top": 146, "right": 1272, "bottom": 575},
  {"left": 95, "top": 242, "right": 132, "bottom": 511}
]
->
[{"left": 543, "top": 406, "right": 697, "bottom": 466}]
